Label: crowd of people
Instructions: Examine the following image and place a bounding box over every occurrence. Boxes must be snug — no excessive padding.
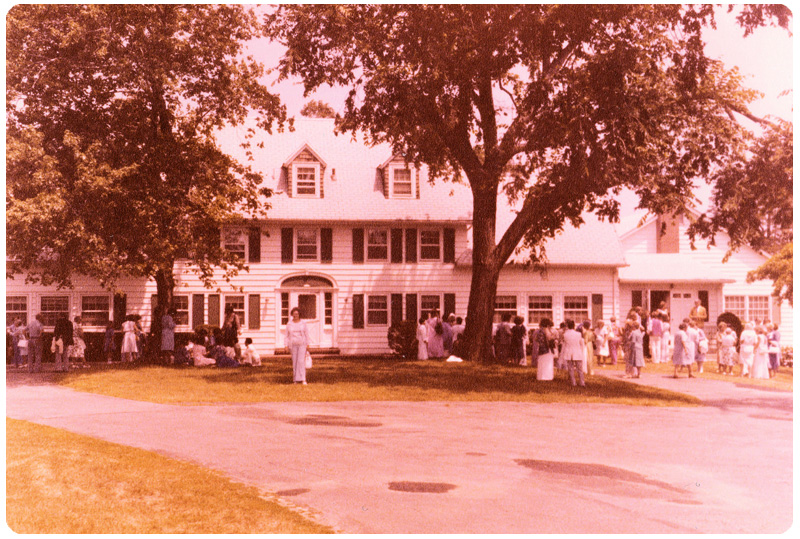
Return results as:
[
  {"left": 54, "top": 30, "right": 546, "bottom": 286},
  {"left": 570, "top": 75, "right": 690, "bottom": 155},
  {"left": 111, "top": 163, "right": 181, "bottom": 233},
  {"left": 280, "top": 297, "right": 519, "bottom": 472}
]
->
[{"left": 410, "top": 301, "right": 784, "bottom": 385}]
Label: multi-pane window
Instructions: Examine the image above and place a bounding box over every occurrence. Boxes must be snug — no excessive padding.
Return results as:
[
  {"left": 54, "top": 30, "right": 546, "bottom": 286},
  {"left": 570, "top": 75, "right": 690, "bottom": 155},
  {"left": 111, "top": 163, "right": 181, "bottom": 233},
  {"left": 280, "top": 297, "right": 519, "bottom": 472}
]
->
[
  {"left": 367, "top": 295, "right": 388, "bottom": 325},
  {"left": 173, "top": 295, "right": 190, "bottom": 326},
  {"left": 6, "top": 296, "right": 28, "bottom": 327},
  {"left": 225, "top": 296, "right": 246, "bottom": 322},
  {"left": 295, "top": 166, "right": 317, "bottom": 196},
  {"left": 81, "top": 296, "right": 110, "bottom": 326},
  {"left": 281, "top": 293, "right": 290, "bottom": 325},
  {"left": 725, "top": 295, "right": 771, "bottom": 323},
  {"left": 748, "top": 296, "right": 770, "bottom": 322},
  {"left": 528, "top": 295, "right": 553, "bottom": 326},
  {"left": 367, "top": 229, "right": 389, "bottom": 260},
  {"left": 223, "top": 228, "right": 246, "bottom": 260},
  {"left": 420, "top": 230, "right": 441, "bottom": 260},
  {"left": 421, "top": 295, "right": 441, "bottom": 315},
  {"left": 493, "top": 295, "right": 517, "bottom": 323},
  {"left": 40, "top": 296, "right": 69, "bottom": 327},
  {"left": 296, "top": 229, "right": 318, "bottom": 261},
  {"left": 563, "top": 295, "right": 589, "bottom": 323},
  {"left": 391, "top": 167, "right": 413, "bottom": 197},
  {"left": 724, "top": 296, "right": 746, "bottom": 320},
  {"left": 324, "top": 292, "right": 333, "bottom": 325}
]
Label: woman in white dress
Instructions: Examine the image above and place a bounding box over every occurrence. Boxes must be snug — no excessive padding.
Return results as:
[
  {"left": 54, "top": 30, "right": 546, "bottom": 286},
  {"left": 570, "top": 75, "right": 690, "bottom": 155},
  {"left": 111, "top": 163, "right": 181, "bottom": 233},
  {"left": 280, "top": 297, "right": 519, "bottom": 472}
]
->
[
  {"left": 534, "top": 318, "right": 555, "bottom": 381},
  {"left": 750, "top": 326, "right": 770, "bottom": 379},
  {"left": 285, "top": 307, "right": 311, "bottom": 384},
  {"left": 594, "top": 320, "right": 609, "bottom": 365},
  {"left": 672, "top": 322, "right": 694, "bottom": 378},
  {"left": 120, "top": 315, "right": 139, "bottom": 363},
  {"left": 416, "top": 316, "right": 429, "bottom": 360},
  {"left": 738, "top": 323, "right": 757, "bottom": 377}
]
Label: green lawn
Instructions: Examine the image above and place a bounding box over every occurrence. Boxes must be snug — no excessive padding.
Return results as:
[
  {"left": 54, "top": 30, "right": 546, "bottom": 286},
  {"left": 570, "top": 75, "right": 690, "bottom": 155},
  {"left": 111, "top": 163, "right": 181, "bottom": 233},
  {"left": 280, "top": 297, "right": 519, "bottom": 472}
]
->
[
  {"left": 55, "top": 356, "right": 701, "bottom": 406},
  {"left": 5, "top": 418, "right": 334, "bottom": 534}
]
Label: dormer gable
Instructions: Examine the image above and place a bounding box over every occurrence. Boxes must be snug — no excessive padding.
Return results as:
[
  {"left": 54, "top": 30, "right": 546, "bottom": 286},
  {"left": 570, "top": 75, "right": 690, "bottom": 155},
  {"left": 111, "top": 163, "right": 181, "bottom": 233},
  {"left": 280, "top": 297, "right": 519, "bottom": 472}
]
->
[
  {"left": 282, "top": 144, "right": 327, "bottom": 198},
  {"left": 378, "top": 155, "right": 420, "bottom": 200}
]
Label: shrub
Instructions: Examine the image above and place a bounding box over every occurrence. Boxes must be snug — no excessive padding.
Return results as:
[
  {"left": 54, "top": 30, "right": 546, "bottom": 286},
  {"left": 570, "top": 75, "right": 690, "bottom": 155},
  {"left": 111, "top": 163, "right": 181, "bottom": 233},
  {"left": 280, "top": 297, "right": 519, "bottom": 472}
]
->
[{"left": 388, "top": 320, "right": 418, "bottom": 360}]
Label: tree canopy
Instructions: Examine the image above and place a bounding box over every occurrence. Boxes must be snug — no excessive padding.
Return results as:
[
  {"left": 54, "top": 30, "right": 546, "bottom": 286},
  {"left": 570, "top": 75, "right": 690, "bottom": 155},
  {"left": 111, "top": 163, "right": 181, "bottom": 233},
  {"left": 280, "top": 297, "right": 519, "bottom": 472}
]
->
[
  {"left": 267, "top": 4, "right": 790, "bottom": 361},
  {"left": 300, "top": 100, "right": 336, "bottom": 118},
  {"left": 6, "top": 5, "right": 286, "bottom": 296}
]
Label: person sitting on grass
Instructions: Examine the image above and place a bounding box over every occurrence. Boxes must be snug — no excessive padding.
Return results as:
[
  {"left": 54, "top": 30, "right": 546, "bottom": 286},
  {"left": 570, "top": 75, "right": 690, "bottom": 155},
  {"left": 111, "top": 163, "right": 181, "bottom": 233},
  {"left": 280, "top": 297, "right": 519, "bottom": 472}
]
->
[
  {"left": 211, "top": 327, "right": 240, "bottom": 368},
  {"left": 241, "top": 337, "right": 262, "bottom": 366},
  {"left": 190, "top": 335, "right": 216, "bottom": 367}
]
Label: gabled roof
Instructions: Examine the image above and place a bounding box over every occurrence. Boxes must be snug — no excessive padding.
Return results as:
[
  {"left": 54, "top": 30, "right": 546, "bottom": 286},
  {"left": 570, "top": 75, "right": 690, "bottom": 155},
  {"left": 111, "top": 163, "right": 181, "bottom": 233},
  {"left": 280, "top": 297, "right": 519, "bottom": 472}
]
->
[
  {"left": 281, "top": 143, "right": 328, "bottom": 169},
  {"left": 247, "top": 118, "right": 473, "bottom": 223}
]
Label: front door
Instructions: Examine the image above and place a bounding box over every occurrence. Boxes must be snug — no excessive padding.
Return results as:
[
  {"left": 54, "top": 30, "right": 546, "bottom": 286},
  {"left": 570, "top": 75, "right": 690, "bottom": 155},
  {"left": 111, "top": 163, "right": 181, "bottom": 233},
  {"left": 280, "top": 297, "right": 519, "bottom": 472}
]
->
[
  {"left": 287, "top": 291, "right": 333, "bottom": 348},
  {"left": 650, "top": 290, "right": 670, "bottom": 314},
  {"left": 670, "top": 290, "right": 695, "bottom": 325},
  {"left": 290, "top": 292, "right": 321, "bottom": 347}
]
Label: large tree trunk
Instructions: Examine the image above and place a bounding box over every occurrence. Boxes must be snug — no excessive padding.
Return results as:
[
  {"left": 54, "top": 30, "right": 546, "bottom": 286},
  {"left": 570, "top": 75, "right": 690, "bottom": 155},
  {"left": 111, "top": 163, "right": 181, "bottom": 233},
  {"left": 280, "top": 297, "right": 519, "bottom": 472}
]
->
[
  {"left": 150, "top": 265, "right": 175, "bottom": 361},
  {"left": 460, "top": 182, "right": 502, "bottom": 363}
]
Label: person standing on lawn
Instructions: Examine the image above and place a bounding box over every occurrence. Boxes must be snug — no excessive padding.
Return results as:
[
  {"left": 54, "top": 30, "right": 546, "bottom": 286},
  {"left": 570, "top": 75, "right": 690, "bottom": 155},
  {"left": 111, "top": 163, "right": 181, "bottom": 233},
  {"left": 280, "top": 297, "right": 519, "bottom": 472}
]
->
[
  {"left": 672, "top": 322, "right": 694, "bottom": 378},
  {"left": 285, "top": 307, "right": 310, "bottom": 384},
  {"left": 26, "top": 314, "right": 44, "bottom": 373},
  {"left": 767, "top": 323, "right": 781, "bottom": 377},
  {"left": 627, "top": 322, "right": 645, "bottom": 378},
  {"left": 416, "top": 316, "right": 429, "bottom": 360},
  {"left": 53, "top": 314, "right": 74, "bottom": 372},
  {"left": 161, "top": 308, "right": 177, "bottom": 364},
  {"left": 561, "top": 319, "right": 586, "bottom": 387},
  {"left": 511, "top": 316, "right": 528, "bottom": 366},
  {"left": 716, "top": 324, "right": 737, "bottom": 375}
]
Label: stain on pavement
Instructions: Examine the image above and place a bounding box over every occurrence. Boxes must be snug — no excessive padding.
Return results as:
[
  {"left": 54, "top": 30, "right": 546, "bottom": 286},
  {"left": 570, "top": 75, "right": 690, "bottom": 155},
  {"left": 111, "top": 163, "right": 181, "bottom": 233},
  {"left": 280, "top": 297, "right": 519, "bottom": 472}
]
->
[
  {"left": 388, "top": 482, "right": 457, "bottom": 493},
  {"left": 516, "top": 459, "right": 695, "bottom": 502}
]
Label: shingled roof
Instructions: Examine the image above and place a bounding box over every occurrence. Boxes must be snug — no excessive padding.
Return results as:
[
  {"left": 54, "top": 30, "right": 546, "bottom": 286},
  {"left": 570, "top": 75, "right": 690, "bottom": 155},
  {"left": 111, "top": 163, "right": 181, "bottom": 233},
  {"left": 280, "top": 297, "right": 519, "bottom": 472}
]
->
[{"left": 247, "top": 118, "right": 473, "bottom": 223}]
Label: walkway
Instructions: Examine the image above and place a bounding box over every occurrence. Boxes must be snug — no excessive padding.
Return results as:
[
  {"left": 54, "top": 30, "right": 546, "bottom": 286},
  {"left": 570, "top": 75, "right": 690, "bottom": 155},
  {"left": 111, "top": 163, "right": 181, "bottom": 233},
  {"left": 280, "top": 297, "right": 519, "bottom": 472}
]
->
[{"left": 5, "top": 369, "right": 792, "bottom": 533}]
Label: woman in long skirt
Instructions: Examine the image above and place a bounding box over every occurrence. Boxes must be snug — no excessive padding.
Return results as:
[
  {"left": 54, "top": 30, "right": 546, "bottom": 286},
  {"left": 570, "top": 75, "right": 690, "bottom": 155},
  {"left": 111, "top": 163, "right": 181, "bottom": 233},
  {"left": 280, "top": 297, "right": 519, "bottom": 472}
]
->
[
  {"left": 535, "top": 318, "right": 555, "bottom": 381},
  {"left": 716, "top": 324, "right": 737, "bottom": 375},
  {"left": 738, "top": 323, "right": 757, "bottom": 377},
  {"left": 416, "top": 316, "right": 429, "bottom": 360},
  {"left": 750, "top": 326, "right": 770, "bottom": 379},
  {"left": 285, "top": 307, "right": 311, "bottom": 384},
  {"left": 672, "top": 323, "right": 694, "bottom": 378}
]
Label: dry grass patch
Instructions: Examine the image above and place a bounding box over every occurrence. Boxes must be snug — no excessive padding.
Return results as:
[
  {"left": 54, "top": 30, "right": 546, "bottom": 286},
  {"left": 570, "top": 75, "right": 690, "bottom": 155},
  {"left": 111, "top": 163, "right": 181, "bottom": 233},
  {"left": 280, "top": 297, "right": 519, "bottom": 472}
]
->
[
  {"left": 6, "top": 418, "right": 333, "bottom": 534},
  {"left": 57, "top": 357, "right": 700, "bottom": 406}
]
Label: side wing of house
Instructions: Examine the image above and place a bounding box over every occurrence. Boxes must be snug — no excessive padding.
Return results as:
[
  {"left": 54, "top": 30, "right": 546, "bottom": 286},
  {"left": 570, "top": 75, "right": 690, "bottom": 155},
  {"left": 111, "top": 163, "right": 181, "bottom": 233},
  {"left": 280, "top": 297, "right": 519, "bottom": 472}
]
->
[{"left": 617, "top": 213, "right": 793, "bottom": 344}]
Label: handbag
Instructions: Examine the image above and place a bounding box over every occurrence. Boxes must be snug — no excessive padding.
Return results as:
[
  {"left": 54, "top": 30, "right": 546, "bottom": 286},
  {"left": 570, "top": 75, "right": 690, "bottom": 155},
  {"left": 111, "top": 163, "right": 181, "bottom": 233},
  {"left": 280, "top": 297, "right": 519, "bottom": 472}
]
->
[
  {"left": 698, "top": 339, "right": 709, "bottom": 354},
  {"left": 304, "top": 350, "right": 312, "bottom": 369}
]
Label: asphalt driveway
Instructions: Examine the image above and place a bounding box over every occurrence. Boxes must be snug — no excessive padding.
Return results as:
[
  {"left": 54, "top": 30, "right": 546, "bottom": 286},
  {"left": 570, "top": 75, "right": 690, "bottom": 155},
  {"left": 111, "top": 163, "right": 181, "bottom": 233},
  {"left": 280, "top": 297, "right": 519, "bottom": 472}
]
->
[{"left": 5, "top": 370, "right": 792, "bottom": 533}]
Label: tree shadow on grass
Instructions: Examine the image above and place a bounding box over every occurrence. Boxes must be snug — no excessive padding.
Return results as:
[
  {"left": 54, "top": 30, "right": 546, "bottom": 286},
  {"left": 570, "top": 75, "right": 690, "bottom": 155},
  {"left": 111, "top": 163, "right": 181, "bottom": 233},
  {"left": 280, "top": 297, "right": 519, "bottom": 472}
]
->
[{"left": 195, "top": 358, "right": 699, "bottom": 404}]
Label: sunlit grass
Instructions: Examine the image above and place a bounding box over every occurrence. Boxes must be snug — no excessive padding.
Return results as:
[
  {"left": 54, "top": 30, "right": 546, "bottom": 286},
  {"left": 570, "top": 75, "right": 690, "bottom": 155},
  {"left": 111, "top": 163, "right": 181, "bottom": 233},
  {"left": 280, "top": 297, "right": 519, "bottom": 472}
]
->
[
  {"left": 5, "top": 418, "right": 334, "bottom": 534},
  {"left": 56, "top": 357, "right": 700, "bottom": 406}
]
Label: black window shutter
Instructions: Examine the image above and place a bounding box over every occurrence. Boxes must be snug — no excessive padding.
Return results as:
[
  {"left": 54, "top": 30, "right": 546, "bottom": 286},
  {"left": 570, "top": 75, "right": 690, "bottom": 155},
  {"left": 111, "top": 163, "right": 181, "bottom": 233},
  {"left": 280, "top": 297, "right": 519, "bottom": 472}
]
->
[
  {"left": 391, "top": 229, "right": 403, "bottom": 263},
  {"left": 352, "top": 228, "right": 364, "bottom": 263},
  {"left": 281, "top": 227, "right": 293, "bottom": 264},
  {"left": 113, "top": 293, "right": 127, "bottom": 330},
  {"left": 405, "top": 294, "right": 418, "bottom": 322},
  {"left": 248, "top": 294, "right": 261, "bottom": 330},
  {"left": 248, "top": 226, "right": 261, "bottom": 263},
  {"left": 405, "top": 228, "right": 417, "bottom": 263},
  {"left": 444, "top": 293, "right": 456, "bottom": 319},
  {"left": 443, "top": 227, "right": 456, "bottom": 263},
  {"left": 353, "top": 294, "right": 365, "bottom": 329},
  {"left": 192, "top": 294, "right": 204, "bottom": 329},
  {"left": 208, "top": 294, "right": 221, "bottom": 327},
  {"left": 321, "top": 228, "right": 333, "bottom": 263},
  {"left": 391, "top": 293, "right": 403, "bottom": 324}
]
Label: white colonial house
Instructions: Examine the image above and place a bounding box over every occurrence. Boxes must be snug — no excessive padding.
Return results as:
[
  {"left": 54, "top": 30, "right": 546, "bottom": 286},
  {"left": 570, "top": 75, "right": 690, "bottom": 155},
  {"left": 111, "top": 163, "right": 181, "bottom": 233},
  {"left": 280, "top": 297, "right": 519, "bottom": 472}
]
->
[
  {"left": 7, "top": 119, "right": 789, "bottom": 357},
  {"left": 6, "top": 119, "right": 630, "bottom": 357},
  {"left": 616, "top": 211, "right": 793, "bottom": 344}
]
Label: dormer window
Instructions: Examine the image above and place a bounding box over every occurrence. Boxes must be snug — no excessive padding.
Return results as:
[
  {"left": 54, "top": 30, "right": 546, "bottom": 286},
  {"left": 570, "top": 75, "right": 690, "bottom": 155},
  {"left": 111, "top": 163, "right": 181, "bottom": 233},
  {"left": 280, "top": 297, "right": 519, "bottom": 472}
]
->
[
  {"left": 283, "top": 144, "right": 327, "bottom": 198},
  {"left": 381, "top": 156, "right": 419, "bottom": 199},
  {"left": 390, "top": 166, "right": 414, "bottom": 198},
  {"left": 292, "top": 163, "right": 321, "bottom": 197}
]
